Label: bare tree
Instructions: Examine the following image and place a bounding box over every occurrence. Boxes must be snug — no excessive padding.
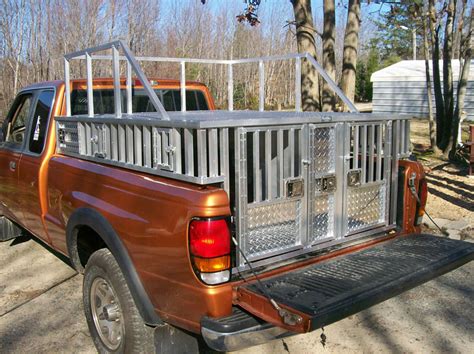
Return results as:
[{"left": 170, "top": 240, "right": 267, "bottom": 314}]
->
[
  {"left": 429, "top": 0, "right": 445, "bottom": 146},
  {"left": 425, "top": 0, "right": 474, "bottom": 158},
  {"left": 322, "top": 0, "right": 336, "bottom": 111},
  {"left": 127, "top": 0, "right": 160, "bottom": 55},
  {"left": 422, "top": 0, "right": 436, "bottom": 150},
  {"left": 449, "top": 7, "right": 472, "bottom": 158},
  {"left": 0, "top": 0, "right": 29, "bottom": 102},
  {"left": 440, "top": 0, "right": 456, "bottom": 151},
  {"left": 340, "top": 0, "right": 360, "bottom": 111},
  {"left": 292, "top": 0, "right": 320, "bottom": 111}
]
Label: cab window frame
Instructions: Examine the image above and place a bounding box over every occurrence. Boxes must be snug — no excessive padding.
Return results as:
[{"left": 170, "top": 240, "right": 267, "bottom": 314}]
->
[
  {"left": 0, "top": 91, "right": 35, "bottom": 152},
  {"left": 23, "top": 88, "right": 56, "bottom": 157}
]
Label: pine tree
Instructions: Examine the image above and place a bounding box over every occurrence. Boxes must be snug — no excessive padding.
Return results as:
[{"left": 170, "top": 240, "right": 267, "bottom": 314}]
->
[{"left": 371, "top": 3, "right": 424, "bottom": 62}]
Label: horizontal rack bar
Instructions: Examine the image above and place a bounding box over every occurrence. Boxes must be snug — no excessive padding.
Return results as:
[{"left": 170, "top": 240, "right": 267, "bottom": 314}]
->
[{"left": 55, "top": 112, "right": 410, "bottom": 130}]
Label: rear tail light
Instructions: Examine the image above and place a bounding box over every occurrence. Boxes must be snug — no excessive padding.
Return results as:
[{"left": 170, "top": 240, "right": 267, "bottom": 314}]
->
[
  {"left": 193, "top": 255, "right": 231, "bottom": 272},
  {"left": 189, "top": 218, "right": 231, "bottom": 285}
]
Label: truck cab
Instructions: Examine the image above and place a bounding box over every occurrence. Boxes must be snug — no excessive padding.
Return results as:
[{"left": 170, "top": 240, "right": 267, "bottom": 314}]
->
[{"left": 0, "top": 78, "right": 214, "bottom": 244}]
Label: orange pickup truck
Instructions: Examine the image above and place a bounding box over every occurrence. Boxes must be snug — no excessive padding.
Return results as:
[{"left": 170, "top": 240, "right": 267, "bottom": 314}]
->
[{"left": 1, "top": 44, "right": 473, "bottom": 354}]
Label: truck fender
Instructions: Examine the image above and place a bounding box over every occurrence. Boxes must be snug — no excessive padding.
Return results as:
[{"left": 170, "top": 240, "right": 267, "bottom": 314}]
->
[{"left": 66, "top": 207, "right": 163, "bottom": 326}]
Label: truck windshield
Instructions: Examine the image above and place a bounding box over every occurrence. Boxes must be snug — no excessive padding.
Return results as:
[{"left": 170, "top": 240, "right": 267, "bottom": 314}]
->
[{"left": 70, "top": 88, "right": 209, "bottom": 115}]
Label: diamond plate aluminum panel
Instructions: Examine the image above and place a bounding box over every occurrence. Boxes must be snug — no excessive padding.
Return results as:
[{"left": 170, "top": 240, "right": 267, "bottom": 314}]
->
[
  {"left": 247, "top": 200, "right": 301, "bottom": 258},
  {"left": 310, "top": 194, "right": 335, "bottom": 243},
  {"left": 308, "top": 126, "right": 336, "bottom": 243},
  {"left": 347, "top": 183, "right": 386, "bottom": 234},
  {"left": 57, "top": 121, "right": 80, "bottom": 154},
  {"left": 311, "top": 127, "right": 336, "bottom": 175}
]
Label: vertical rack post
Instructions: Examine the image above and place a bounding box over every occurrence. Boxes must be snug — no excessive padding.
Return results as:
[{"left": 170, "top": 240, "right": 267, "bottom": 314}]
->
[
  {"left": 384, "top": 121, "right": 393, "bottom": 226},
  {"left": 295, "top": 57, "right": 302, "bottom": 112},
  {"left": 259, "top": 60, "right": 265, "bottom": 112},
  {"left": 228, "top": 64, "right": 234, "bottom": 111},
  {"left": 253, "top": 131, "right": 261, "bottom": 202},
  {"left": 400, "top": 120, "right": 406, "bottom": 157},
  {"left": 112, "top": 45, "right": 122, "bottom": 118},
  {"left": 85, "top": 52, "right": 94, "bottom": 117},
  {"left": 126, "top": 60, "right": 132, "bottom": 114},
  {"left": 64, "top": 58, "right": 71, "bottom": 116},
  {"left": 353, "top": 125, "right": 359, "bottom": 170},
  {"left": 361, "top": 125, "right": 367, "bottom": 184},
  {"left": 405, "top": 120, "right": 411, "bottom": 155},
  {"left": 184, "top": 129, "right": 194, "bottom": 176},
  {"left": 376, "top": 124, "right": 383, "bottom": 181},
  {"left": 265, "top": 129, "right": 272, "bottom": 200},
  {"left": 390, "top": 120, "right": 400, "bottom": 225},
  {"left": 180, "top": 61, "right": 186, "bottom": 112}
]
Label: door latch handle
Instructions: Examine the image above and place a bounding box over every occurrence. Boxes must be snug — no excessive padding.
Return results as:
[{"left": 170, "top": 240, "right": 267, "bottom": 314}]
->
[
  {"left": 315, "top": 175, "right": 337, "bottom": 193},
  {"left": 9, "top": 161, "right": 16, "bottom": 171}
]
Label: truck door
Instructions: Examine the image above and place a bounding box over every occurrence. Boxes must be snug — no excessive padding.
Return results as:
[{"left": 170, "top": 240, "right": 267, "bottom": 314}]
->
[
  {"left": 17, "top": 89, "right": 56, "bottom": 243},
  {"left": 0, "top": 92, "right": 34, "bottom": 224}
]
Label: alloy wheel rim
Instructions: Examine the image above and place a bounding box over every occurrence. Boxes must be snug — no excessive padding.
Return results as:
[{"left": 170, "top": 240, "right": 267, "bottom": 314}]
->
[{"left": 90, "top": 276, "right": 125, "bottom": 351}]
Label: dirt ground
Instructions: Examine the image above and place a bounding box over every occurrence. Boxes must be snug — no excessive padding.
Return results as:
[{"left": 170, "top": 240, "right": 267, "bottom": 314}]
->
[{"left": 410, "top": 119, "right": 473, "bottom": 235}]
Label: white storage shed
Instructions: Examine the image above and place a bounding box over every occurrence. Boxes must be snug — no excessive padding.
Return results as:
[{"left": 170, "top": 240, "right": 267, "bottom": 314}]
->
[{"left": 371, "top": 60, "right": 474, "bottom": 121}]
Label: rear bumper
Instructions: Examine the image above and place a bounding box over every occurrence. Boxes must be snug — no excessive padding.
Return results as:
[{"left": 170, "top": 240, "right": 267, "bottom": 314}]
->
[{"left": 201, "top": 307, "right": 293, "bottom": 352}]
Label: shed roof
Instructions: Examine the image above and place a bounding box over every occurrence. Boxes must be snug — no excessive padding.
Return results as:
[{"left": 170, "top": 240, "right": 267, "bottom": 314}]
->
[{"left": 371, "top": 60, "right": 474, "bottom": 82}]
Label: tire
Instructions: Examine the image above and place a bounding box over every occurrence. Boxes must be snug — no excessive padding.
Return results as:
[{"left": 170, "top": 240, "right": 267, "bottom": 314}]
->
[{"left": 83, "top": 248, "right": 154, "bottom": 354}]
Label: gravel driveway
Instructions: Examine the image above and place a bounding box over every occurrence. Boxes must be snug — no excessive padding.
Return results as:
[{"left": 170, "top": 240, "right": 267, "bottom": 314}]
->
[{"left": 0, "top": 235, "right": 473, "bottom": 354}]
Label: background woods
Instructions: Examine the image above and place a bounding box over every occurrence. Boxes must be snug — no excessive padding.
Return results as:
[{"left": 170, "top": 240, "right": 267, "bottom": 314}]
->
[
  {"left": 0, "top": 0, "right": 473, "bottom": 161},
  {"left": 0, "top": 0, "right": 298, "bottom": 115},
  {"left": 0, "top": 0, "right": 375, "bottom": 116}
]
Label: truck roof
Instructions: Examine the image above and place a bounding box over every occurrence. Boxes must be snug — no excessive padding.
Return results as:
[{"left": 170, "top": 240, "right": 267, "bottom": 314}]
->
[{"left": 20, "top": 78, "right": 209, "bottom": 92}]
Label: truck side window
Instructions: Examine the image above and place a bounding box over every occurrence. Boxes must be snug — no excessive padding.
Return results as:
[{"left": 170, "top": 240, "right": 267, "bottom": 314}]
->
[
  {"left": 29, "top": 90, "right": 55, "bottom": 154},
  {"left": 3, "top": 93, "right": 34, "bottom": 148}
]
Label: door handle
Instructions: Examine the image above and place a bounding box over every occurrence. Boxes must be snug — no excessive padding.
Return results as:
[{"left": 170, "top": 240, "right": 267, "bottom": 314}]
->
[{"left": 9, "top": 161, "right": 16, "bottom": 171}]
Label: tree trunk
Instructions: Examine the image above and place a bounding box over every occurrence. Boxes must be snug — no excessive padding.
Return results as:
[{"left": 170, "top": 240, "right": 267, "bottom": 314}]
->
[
  {"left": 292, "top": 0, "right": 320, "bottom": 111},
  {"left": 423, "top": 3, "right": 436, "bottom": 150},
  {"left": 453, "top": 0, "right": 467, "bottom": 59},
  {"left": 440, "top": 0, "right": 456, "bottom": 152},
  {"left": 429, "top": 0, "right": 445, "bottom": 146},
  {"left": 340, "top": 0, "right": 360, "bottom": 111},
  {"left": 449, "top": 8, "right": 473, "bottom": 159},
  {"left": 322, "top": 0, "right": 336, "bottom": 111}
]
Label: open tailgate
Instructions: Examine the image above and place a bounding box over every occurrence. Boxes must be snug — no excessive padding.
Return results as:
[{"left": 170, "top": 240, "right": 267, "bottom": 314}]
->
[{"left": 235, "top": 234, "right": 474, "bottom": 333}]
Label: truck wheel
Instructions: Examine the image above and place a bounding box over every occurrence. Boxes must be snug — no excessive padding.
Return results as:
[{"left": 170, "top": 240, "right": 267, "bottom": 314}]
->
[{"left": 83, "top": 248, "right": 154, "bottom": 353}]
